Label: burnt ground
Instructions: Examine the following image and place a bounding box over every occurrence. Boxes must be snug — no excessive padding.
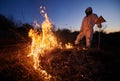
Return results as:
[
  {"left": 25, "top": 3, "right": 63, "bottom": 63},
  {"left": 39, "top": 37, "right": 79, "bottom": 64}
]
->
[{"left": 0, "top": 43, "right": 120, "bottom": 81}]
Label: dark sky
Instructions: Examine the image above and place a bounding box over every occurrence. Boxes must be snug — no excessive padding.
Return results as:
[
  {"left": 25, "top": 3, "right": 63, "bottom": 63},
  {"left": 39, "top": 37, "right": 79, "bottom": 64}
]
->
[{"left": 0, "top": 0, "right": 120, "bottom": 33}]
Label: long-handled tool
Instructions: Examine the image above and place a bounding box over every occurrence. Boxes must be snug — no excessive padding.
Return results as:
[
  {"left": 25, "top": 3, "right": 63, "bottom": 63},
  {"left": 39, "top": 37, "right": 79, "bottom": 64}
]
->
[{"left": 96, "top": 16, "right": 106, "bottom": 48}]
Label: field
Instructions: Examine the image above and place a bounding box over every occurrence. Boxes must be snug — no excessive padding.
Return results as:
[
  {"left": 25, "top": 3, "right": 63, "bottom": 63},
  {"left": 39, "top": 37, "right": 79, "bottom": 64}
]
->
[
  {"left": 0, "top": 14, "right": 120, "bottom": 81},
  {"left": 0, "top": 41, "right": 120, "bottom": 81}
]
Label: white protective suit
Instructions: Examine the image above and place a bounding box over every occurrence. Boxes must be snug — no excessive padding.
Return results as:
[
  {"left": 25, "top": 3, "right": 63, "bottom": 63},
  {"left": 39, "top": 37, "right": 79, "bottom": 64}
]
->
[{"left": 75, "top": 7, "right": 101, "bottom": 47}]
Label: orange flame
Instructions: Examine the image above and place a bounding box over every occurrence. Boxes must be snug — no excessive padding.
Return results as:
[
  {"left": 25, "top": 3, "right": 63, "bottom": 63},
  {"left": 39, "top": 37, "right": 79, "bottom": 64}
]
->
[
  {"left": 65, "top": 43, "right": 73, "bottom": 49},
  {"left": 28, "top": 6, "right": 73, "bottom": 80},
  {"left": 28, "top": 6, "right": 58, "bottom": 69}
]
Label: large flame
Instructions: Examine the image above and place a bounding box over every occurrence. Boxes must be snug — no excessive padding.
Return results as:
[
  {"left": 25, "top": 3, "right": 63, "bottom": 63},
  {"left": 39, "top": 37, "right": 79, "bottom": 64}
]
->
[
  {"left": 28, "top": 6, "right": 73, "bottom": 80},
  {"left": 28, "top": 6, "right": 58, "bottom": 69}
]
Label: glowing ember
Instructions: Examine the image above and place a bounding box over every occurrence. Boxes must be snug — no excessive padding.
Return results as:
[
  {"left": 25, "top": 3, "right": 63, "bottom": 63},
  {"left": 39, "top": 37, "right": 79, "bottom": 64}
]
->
[{"left": 28, "top": 6, "right": 73, "bottom": 80}]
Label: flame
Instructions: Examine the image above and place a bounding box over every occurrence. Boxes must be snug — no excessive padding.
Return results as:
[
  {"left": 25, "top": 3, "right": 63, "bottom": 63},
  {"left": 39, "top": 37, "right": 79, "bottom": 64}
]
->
[
  {"left": 65, "top": 43, "right": 73, "bottom": 49},
  {"left": 28, "top": 6, "right": 73, "bottom": 80},
  {"left": 28, "top": 6, "right": 58, "bottom": 69}
]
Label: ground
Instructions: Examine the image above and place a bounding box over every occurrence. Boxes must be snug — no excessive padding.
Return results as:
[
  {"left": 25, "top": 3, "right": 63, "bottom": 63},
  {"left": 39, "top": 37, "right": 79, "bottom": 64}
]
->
[{"left": 0, "top": 43, "right": 120, "bottom": 81}]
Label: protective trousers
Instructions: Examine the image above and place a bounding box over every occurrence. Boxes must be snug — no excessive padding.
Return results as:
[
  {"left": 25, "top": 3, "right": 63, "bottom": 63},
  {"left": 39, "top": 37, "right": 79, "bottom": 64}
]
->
[{"left": 75, "top": 30, "right": 93, "bottom": 48}]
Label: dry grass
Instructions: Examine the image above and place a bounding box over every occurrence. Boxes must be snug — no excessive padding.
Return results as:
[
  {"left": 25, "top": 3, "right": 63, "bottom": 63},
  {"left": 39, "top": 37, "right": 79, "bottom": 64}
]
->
[
  {"left": 0, "top": 44, "right": 43, "bottom": 81},
  {"left": 0, "top": 44, "right": 119, "bottom": 81}
]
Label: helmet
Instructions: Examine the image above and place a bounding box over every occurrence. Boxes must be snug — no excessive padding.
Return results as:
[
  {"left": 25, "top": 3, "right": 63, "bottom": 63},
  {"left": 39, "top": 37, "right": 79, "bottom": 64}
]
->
[{"left": 85, "top": 7, "right": 93, "bottom": 16}]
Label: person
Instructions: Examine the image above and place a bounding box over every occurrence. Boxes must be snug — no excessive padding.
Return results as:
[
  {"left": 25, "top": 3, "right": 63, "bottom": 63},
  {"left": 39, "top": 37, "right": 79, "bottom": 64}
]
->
[{"left": 75, "top": 7, "right": 102, "bottom": 48}]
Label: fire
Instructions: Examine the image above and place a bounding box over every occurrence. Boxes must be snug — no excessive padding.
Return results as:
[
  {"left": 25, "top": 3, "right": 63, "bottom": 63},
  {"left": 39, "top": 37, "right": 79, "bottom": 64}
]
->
[
  {"left": 65, "top": 43, "right": 73, "bottom": 49},
  {"left": 28, "top": 6, "right": 58, "bottom": 69},
  {"left": 28, "top": 6, "right": 73, "bottom": 80}
]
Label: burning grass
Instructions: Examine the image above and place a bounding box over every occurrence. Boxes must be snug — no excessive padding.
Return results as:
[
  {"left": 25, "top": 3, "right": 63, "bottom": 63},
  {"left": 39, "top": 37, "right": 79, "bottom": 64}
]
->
[
  {"left": 0, "top": 43, "right": 120, "bottom": 81},
  {"left": 0, "top": 4, "right": 120, "bottom": 81},
  {"left": 0, "top": 44, "right": 105, "bottom": 81},
  {"left": 0, "top": 44, "right": 44, "bottom": 81}
]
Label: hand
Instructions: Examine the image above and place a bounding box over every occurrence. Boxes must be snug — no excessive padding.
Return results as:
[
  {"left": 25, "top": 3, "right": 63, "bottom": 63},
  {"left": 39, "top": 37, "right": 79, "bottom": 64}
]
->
[
  {"left": 75, "top": 40, "right": 79, "bottom": 45},
  {"left": 98, "top": 24, "right": 102, "bottom": 28}
]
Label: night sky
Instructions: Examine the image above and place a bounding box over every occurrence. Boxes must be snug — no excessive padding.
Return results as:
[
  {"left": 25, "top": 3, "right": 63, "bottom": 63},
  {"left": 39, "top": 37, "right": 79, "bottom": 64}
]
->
[{"left": 0, "top": 0, "right": 120, "bottom": 33}]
